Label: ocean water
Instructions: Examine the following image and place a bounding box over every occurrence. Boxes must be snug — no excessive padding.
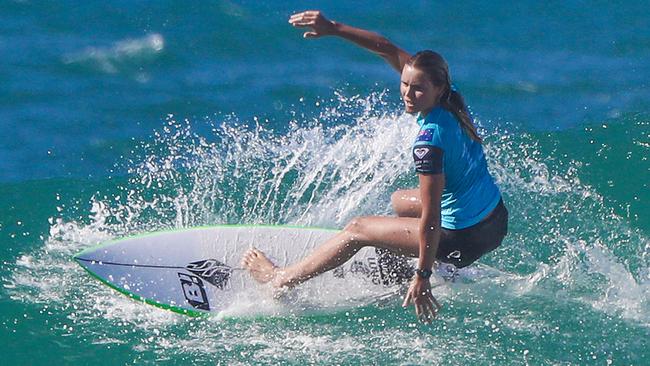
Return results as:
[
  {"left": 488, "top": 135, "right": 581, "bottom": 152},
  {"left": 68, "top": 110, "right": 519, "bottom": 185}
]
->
[{"left": 1, "top": 1, "right": 649, "bottom": 364}]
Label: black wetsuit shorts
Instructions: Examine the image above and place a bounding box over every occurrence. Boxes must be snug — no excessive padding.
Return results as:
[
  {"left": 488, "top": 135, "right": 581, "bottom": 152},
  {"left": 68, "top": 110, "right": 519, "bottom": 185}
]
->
[{"left": 436, "top": 198, "right": 509, "bottom": 268}]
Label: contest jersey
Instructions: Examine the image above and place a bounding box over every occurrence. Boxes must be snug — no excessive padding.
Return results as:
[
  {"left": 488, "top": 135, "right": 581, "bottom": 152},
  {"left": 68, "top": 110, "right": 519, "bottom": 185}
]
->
[{"left": 412, "top": 106, "right": 501, "bottom": 230}]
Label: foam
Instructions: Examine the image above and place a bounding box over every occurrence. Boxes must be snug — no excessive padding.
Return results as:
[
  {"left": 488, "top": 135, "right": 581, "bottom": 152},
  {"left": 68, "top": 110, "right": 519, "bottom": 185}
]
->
[
  {"left": 5, "top": 90, "right": 648, "bottom": 360},
  {"left": 62, "top": 33, "right": 164, "bottom": 78}
]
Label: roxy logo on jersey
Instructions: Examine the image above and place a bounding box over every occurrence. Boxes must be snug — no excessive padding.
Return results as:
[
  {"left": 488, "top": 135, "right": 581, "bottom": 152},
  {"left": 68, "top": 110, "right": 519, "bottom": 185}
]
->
[
  {"left": 413, "top": 145, "right": 444, "bottom": 174},
  {"left": 414, "top": 147, "right": 429, "bottom": 159}
]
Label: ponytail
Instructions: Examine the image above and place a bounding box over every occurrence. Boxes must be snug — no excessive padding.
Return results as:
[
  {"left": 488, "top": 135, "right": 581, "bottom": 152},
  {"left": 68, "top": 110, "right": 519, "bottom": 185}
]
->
[{"left": 440, "top": 89, "right": 482, "bottom": 143}]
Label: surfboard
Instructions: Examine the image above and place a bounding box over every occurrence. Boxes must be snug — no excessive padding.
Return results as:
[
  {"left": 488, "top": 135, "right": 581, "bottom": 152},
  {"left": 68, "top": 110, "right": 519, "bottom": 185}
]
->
[{"left": 73, "top": 225, "right": 434, "bottom": 317}]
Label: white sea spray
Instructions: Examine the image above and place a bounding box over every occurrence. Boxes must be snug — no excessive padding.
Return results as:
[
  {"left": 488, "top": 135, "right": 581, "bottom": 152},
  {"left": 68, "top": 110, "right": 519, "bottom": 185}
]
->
[{"left": 4, "top": 91, "right": 648, "bottom": 363}]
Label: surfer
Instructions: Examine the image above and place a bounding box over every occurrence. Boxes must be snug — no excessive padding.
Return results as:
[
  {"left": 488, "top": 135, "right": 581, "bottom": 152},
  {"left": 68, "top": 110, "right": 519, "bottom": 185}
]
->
[{"left": 242, "top": 10, "right": 508, "bottom": 322}]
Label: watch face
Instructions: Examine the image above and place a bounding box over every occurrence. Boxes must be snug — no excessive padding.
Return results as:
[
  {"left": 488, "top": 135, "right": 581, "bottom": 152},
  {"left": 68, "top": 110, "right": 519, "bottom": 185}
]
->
[{"left": 417, "top": 269, "right": 432, "bottom": 279}]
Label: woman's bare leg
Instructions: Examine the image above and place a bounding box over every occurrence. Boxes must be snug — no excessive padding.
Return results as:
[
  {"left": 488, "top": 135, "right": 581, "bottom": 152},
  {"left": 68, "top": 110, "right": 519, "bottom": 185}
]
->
[
  {"left": 391, "top": 189, "right": 422, "bottom": 217},
  {"left": 241, "top": 216, "right": 421, "bottom": 288}
]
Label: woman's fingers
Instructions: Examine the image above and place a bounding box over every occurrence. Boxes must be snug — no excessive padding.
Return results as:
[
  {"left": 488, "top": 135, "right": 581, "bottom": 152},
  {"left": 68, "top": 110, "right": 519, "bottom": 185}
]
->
[
  {"left": 403, "top": 279, "right": 442, "bottom": 323},
  {"left": 417, "top": 299, "right": 432, "bottom": 320},
  {"left": 288, "top": 16, "right": 311, "bottom": 24},
  {"left": 416, "top": 300, "right": 435, "bottom": 324},
  {"left": 289, "top": 10, "right": 333, "bottom": 37},
  {"left": 402, "top": 290, "right": 413, "bottom": 307},
  {"left": 424, "top": 299, "right": 438, "bottom": 319},
  {"left": 290, "top": 20, "right": 316, "bottom": 28},
  {"left": 290, "top": 10, "right": 320, "bottom": 19},
  {"left": 415, "top": 293, "right": 441, "bottom": 323},
  {"left": 289, "top": 12, "right": 317, "bottom": 24},
  {"left": 415, "top": 301, "right": 423, "bottom": 318},
  {"left": 432, "top": 296, "right": 442, "bottom": 311},
  {"left": 424, "top": 294, "right": 441, "bottom": 320}
]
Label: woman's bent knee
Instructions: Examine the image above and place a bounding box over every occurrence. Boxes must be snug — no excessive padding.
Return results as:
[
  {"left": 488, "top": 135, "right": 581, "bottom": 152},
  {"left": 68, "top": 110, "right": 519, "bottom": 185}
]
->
[
  {"left": 391, "top": 189, "right": 421, "bottom": 217},
  {"left": 342, "top": 216, "right": 375, "bottom": 246},
  {"left": 390, "top": 191, "right": 403, "bottom": 213},
  {"left": 344, "top": 216, "right": 370, "bottom": 234}
]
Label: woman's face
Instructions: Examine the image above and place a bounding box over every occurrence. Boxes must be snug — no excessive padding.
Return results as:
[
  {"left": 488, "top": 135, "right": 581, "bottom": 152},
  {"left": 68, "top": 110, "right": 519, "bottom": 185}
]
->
[{"left": 400, "top": 65, "right": 443, "bottom": 116}]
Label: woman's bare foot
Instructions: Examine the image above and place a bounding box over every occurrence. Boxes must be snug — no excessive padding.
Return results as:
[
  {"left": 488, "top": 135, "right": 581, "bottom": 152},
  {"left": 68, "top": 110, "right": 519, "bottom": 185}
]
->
[{"left": 241, "top": 248, "right": 281, "bottom": 285}]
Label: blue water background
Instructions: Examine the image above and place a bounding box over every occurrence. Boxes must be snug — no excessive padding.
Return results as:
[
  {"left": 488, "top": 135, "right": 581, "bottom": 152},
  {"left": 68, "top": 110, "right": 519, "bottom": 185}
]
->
[
  {"left": 2, "top": 1, "right": 648, "bottom": 180},
  {"left": 1, "top": 1, "right": 649, "bottom": 364}
]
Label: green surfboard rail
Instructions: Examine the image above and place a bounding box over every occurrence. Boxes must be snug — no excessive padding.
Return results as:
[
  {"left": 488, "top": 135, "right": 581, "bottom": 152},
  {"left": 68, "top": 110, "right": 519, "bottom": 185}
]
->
[{"left": 73, "top": 224, "right": 340, "bottom": 317}]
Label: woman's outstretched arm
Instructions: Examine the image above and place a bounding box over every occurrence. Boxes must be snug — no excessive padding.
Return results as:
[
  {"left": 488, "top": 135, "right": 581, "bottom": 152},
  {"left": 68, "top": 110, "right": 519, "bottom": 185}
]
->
[
  {"left": 288, "top": 10, "right": 412, "bottom": 73},
  {"left": 402, "top": 173, "right": 444, "bottom": 322}
]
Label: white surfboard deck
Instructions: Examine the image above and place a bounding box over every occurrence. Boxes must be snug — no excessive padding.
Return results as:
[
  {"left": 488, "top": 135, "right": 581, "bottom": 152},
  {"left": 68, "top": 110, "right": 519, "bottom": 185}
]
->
[{"left": 73, "top": 225, "right": 472, "bottom": 317}]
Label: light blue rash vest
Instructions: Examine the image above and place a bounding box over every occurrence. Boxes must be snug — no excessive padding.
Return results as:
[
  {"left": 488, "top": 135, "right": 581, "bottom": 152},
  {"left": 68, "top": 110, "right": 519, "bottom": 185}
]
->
[{"left": 412, "top": 106, "right": 501, "bottom": 230}]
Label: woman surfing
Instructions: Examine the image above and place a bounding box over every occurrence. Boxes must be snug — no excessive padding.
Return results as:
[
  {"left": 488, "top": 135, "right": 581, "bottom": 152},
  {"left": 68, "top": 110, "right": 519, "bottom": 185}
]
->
[{"left": 242, "top": 10, "right": 509, "bottom": 323}]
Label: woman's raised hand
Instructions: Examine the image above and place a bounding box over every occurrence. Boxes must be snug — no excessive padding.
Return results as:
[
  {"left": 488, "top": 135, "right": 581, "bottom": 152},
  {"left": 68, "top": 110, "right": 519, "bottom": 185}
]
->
[{"left": 288, "top": 10, "right": 337, "bottom": 38}]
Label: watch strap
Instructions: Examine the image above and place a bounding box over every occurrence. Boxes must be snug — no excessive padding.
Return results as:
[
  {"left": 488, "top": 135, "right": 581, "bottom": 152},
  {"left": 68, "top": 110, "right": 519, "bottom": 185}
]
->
[{"left": 416, "top": 268, "right": 433, "bottom": 279}]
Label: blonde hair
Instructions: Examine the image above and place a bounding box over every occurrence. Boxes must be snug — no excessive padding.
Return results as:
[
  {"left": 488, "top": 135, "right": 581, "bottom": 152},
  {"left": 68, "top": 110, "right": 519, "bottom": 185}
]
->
[{"left": 407, "top": 50, "right": 482, "bottom": 143}]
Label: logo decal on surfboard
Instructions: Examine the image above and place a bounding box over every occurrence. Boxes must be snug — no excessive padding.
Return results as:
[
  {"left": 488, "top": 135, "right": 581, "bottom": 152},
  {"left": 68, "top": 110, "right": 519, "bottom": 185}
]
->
[
  {"left": 375, "top": 248, "right": 414, "bottom": 285},
  {"left": 178, "top": 272, "right": 210, "bottom": 310},
  {"left": 333, "top": 249, "right": 414, "bottom": 286},
  {"left": 186, "top": 259, "right": 232, "bottom": 290}
]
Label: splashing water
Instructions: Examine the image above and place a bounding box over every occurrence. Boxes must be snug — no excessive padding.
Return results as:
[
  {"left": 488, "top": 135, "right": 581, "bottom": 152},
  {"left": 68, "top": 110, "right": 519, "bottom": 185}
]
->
[{"left": 4, "top": 91, "right": 648, "bottom": 363}]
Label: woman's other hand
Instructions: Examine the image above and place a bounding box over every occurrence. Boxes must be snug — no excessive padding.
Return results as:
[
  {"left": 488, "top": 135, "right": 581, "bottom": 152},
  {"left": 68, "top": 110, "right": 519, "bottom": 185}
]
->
[
  {"left": 402, "top": 275, "right": 442, "bottom": 323},
  {"left": 288, "top": 10, "right": 337, "bottom": 38}
]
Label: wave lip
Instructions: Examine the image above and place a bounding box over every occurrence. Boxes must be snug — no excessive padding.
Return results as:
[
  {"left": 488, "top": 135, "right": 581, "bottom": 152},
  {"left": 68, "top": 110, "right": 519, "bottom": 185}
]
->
[{"left": 62, "top": 33, "right": 164, "bottom": 76}]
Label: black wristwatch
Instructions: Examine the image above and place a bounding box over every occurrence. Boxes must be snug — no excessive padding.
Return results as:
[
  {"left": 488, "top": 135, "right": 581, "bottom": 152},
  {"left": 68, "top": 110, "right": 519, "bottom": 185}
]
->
[{"left": 416, "top": 268, "right": 433, "bottom": 279}]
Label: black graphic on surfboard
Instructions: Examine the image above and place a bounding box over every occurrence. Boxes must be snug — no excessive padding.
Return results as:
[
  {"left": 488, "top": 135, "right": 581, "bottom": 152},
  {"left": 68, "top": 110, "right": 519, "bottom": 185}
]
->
[
  {"left": 186, "top": 259, "right": 232, "bottom": 290},
  {"left": 375, "top": 248, "right": 414, "bottom": 285},
  {"left": 75, "top": 226, "right": 474, "bottom": 315},
  {"left": 178, "top": 272, "right": 210, "bottom": 310},
  {"left": 334, "top": 249, "right": 413, "bottom": 285}
]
